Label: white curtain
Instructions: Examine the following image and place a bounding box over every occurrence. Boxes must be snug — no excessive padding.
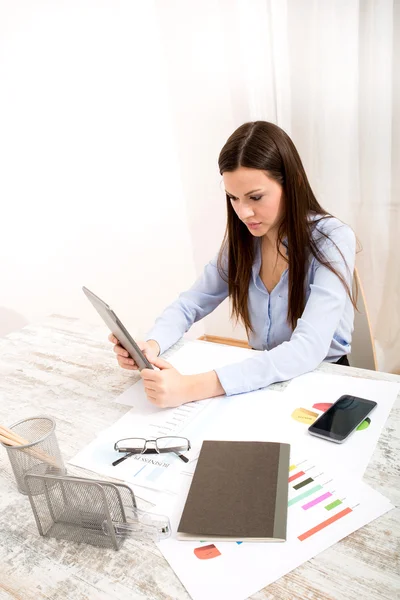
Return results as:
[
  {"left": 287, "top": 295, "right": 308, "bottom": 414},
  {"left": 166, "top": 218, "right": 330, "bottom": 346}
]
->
[
  {"left": 285, "top": 0, "right": 399, "bottom": 375},
  {"left": 155, "top": 0, "right": 399, "bottom": 374}
]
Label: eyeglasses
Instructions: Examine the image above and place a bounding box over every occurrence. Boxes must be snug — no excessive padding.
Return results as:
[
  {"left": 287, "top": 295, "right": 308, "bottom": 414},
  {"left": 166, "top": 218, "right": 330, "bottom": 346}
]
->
[{"left": 112, "top": 436, "right": 191, "bottom": 467}]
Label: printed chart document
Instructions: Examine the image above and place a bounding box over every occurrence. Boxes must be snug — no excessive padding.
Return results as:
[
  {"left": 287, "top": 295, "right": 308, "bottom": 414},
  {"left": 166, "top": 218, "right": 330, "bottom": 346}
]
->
[{"left": 157, "top": 449, "right": 393, "bottom": 600}]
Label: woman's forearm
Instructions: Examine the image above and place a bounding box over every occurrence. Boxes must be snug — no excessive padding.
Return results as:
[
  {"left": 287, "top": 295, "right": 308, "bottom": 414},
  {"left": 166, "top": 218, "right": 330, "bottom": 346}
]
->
[{"left": 185, "top": 370, "right": 225, "bottom": 402}]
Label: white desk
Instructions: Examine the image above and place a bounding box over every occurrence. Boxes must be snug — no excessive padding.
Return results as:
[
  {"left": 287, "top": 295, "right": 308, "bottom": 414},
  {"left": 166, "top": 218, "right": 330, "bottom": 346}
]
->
[{"left": 0, "top": 315, "right": 399, "bottom": 600}]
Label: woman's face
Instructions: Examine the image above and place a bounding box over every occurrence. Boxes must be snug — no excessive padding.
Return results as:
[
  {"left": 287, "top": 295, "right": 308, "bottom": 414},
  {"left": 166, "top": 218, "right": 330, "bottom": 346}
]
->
[{"left": 223, "top": 167, "right": 284, "bottom": 237}]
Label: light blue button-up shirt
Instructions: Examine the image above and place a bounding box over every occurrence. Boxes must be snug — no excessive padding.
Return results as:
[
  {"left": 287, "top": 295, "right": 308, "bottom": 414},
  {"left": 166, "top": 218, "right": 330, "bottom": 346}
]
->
[{"left": 146, "top": 217, "right": 356, "bottom": 396}]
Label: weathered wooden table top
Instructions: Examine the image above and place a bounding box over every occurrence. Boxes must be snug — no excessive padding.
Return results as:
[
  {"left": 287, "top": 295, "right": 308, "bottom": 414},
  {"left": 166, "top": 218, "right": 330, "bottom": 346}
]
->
[{"left": 0, "top": 315, "right": 399, "bottom": 600}]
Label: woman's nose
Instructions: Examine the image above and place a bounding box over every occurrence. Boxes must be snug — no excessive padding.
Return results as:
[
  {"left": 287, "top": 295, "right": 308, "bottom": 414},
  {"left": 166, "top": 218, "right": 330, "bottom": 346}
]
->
[{"left": 236, "top": 202, "right": 255, "bottom": 221}]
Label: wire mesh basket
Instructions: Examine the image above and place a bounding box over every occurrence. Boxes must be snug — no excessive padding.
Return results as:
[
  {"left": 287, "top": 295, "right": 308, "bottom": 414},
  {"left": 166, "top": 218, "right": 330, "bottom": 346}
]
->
[
  {"left": 24, "top": 471, "right": 171, "bottom": 550},
  {"left": 1, "top": 416, "right": 65, "bottom": 494}
]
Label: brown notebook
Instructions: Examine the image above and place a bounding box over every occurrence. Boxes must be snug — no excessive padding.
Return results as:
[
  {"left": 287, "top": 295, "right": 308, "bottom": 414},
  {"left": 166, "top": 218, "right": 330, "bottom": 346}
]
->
[{"left": 177, "top": 440, "right": 290, "bottom": 542}]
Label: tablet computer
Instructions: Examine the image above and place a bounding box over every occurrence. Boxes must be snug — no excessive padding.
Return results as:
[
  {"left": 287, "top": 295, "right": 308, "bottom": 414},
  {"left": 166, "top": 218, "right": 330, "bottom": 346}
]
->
[{"left": 82, "top": 286, "right": 154, "bottom": 371}]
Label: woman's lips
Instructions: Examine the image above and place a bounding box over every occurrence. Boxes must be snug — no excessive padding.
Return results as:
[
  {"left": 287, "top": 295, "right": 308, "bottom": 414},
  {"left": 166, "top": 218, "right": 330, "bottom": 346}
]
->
[{"left": 246, "top": 222, "right": 262, "bottom": 230}]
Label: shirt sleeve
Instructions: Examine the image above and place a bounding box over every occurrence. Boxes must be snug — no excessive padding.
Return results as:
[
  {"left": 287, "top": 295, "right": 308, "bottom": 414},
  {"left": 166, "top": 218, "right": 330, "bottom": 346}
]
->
[
  {"left": 215, "top": 224, "right": 356, "bottom": 396},
  {"left": 145, "top": 254, "right": 229, "bottom": 354}
]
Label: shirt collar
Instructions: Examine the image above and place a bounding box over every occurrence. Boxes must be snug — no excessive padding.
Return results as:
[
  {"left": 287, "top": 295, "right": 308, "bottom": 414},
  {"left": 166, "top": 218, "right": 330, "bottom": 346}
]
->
[{"left": 252, "top": 235, "right": 289, "bottom": 282}]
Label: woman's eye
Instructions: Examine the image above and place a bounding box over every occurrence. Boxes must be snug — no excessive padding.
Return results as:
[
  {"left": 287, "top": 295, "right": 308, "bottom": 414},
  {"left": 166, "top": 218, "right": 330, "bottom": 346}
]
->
[{"left": 227, "top": 195, "right": 262, "bottom": 201}]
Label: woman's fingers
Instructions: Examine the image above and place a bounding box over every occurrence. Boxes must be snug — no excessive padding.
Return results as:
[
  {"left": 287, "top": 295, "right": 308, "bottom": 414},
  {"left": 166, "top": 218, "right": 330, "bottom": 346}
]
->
[
  {"left": 117, "top": 355, "right": 138, "bottom": 370},
  {"left": 143, "top": 382, "right": 158, "bottom": 392},
  {"left": 109, "top": 334, "right": 129, "bottom": 357},
  {"left": 112, "top": 344, "right": 138, "bottom": 369},
  {"left": 108, "top": 333, "right": 142, "bottom": 370},
  {"left": 113, "top": 344, "right": 129, "bottom": 358}
]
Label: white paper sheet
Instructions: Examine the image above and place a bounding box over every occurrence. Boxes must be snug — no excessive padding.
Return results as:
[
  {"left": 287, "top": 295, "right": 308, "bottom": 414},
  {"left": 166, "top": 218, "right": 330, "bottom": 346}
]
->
[
  {"left": 156, "top": 448, "right": 393, "bottom": 600},
  {"left": 114, "top": 341, "right": 257, "bottom": 407},
  {"left": 68, "top": 427, "right": 199, "bottom": 494},
  {"left": 102, "top": 394, "right": 215, "bottom": 441},
  {"left": 185, "top": 372, "right": 399, "bottom": 481}
]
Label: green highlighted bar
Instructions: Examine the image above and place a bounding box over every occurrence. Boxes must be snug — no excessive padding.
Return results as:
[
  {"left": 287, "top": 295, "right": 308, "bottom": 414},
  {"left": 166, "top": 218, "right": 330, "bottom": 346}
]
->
[
  {"left": 325, "top": 499, "right": 342, "bottom": 511},
  {"left": 293, "top": 477, "right": 313, "bottom": 490},
  {"left": 288, "top": 485, "right": 323, "bottom": 507}
]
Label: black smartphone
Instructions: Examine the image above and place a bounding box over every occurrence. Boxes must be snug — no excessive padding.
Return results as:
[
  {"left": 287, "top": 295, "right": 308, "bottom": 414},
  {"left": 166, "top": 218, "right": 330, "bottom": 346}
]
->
[{"left": 308, "top": 395, "right": 377, "bottom": 443}]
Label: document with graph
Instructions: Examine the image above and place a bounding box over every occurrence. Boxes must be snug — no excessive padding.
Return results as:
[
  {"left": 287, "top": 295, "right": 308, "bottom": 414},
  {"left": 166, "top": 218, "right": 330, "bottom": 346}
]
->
[{"left": 157, "top": 448, "right": 393, "bottom": 600}]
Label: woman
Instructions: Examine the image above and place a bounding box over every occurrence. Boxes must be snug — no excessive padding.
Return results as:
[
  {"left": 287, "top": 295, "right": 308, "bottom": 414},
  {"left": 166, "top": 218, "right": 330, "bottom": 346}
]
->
[{"left": 110, "top": 121, "right": 356, "bottom": 407}]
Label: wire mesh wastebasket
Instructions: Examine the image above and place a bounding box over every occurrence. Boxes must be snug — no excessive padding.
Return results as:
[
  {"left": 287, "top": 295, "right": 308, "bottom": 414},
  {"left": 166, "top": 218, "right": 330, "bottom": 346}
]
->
[{"left": 1, "top": 415, "right": 65, "bottom": 494}]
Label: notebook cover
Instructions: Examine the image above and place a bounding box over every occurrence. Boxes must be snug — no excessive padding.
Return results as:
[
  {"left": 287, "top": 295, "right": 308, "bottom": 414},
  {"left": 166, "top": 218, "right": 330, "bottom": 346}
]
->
[{"left": 177, "top": 440, "right": 290, "bottom": 541}]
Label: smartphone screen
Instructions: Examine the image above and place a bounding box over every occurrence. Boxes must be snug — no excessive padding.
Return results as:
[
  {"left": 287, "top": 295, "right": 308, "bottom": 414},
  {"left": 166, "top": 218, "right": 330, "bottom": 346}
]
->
[{"left": 308, "top": 395, "right": 377, "bottom": 443}]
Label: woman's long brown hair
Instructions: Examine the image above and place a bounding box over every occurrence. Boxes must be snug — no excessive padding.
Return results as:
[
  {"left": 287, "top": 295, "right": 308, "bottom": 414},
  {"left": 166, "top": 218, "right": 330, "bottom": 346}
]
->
[{"left": 217, "top": 121, "right": 356, "bottom": 334}]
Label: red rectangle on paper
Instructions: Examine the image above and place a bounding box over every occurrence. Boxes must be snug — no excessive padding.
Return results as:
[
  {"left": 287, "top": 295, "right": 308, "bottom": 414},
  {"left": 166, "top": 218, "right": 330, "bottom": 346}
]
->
[
  {"left": 288, "top": 471, "right": 305, "bottom": 483},
  {"left": 298, "top": 507, "right": 353, "bottom": 541}
]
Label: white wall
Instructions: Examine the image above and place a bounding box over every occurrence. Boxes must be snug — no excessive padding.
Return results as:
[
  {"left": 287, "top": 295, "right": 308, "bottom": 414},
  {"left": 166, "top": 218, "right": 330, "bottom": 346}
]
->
[
  {"left": 0, "top": 1, "right": 202, "bottom": 341},
  {"left": 0, "top": 0, "right": 251, "bottom": 343}
]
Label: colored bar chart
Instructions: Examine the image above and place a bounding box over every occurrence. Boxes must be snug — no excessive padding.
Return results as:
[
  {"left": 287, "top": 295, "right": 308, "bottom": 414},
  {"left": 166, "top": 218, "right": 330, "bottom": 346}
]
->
[
  {"left": 298, "top": 507, "right": 353, "bottom": 541},
  {"left": 302, "top": 491, "right": 332, "bottom": 510},
  {"left": 325, "top": 499, "right": 342, "bottom": 511},
  {"left": 288, "top": 457, "right": 356, "bottom": 543}
]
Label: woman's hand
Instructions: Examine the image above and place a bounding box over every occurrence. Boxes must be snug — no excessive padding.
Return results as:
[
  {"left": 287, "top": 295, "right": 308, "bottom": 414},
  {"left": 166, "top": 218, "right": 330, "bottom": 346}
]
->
[
  {"left": 141, "top": 358, "right": 225, "bottom": 408},
  {"left": 108, "top": 334, "right": 160, "bottom": 370},
  {"left": 140, "top": 358, "right": 192, "bottom": 408}
]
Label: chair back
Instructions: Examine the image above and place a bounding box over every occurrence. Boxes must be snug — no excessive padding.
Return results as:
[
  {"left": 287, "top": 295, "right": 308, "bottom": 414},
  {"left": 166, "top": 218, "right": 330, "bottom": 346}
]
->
[{"left": 349, "top": 269, "right": 377, "bottom": 370}]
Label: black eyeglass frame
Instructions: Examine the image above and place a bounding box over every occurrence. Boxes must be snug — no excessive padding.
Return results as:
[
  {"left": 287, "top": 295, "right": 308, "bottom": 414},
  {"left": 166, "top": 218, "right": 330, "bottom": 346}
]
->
[{"left": 112, "top": 436, "right": 191, "bottom": 467}]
